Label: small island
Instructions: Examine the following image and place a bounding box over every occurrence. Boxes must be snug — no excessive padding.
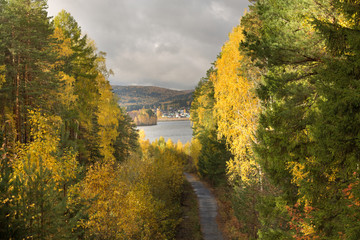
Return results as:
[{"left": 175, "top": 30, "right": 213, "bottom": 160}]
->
[{"left": 128, "top": 109, "right": 157, "bottom": 126}]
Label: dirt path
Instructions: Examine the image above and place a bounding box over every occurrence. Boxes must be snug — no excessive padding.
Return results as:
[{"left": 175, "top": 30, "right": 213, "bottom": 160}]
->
[{"left": 184, "top": 173, "right": 223, "bottom": 240}]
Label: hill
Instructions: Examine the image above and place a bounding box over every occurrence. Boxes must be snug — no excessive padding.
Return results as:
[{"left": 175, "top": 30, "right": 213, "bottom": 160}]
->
[{"left": 112, "top": 85, "right": 194, "bottom": 111}]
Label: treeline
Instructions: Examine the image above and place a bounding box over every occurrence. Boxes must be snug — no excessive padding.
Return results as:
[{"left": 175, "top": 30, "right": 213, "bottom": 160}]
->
[
  {"left": 190, "top": 0, "right": 360, "bottom": 239},
  {"left": 124, "top": 99, "right": 191, "bottom": 112},
  {"left": 113, "top": 85, "right": 193, "bottom": 111},
  {"left": 0, "top": 1, "right": 184, "bottom": 239},
  {"left": 129, "top": 109, "right": 157, "bottom": 126}
]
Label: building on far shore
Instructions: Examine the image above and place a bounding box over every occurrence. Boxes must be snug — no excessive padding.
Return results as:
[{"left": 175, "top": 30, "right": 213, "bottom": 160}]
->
[{"left": 156, "top": 107, "right": 190, "bottom": 119}]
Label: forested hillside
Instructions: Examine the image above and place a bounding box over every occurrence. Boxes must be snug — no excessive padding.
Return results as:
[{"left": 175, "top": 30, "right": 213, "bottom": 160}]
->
[
  {"left": 0, "top": 1, "right": 186, "bottom": 239},
  {"left": 190, "top": 0, "right": 360, "bottom": 239},
  {"left": 113, "top": 85, "right": 193, "bottom": 111}
]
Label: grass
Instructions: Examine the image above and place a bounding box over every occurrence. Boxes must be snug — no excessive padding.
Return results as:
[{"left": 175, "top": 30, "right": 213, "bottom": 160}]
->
[{"left": 176, "top": 178, "right": 203, "bottom": 240}]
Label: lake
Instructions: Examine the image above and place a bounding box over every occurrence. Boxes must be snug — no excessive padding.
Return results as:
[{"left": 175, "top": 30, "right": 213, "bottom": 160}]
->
[{"left": 137, "top": 120, "right": 193, "bottom": 144}]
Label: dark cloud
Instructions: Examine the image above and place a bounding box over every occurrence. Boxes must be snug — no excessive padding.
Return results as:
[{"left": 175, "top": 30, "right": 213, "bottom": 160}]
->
[{"left": 47, "top": 0, "right": 250, "bottom": 90}]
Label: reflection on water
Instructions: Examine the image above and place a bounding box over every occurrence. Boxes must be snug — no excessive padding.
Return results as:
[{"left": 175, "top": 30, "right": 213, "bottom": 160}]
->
[{"left": 137, "top": 120, "right": 193, "bottom": 144}]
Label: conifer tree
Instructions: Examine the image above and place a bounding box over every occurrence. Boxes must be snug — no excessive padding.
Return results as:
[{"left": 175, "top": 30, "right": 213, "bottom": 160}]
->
[
  {"left": 53, "top": 10, "right": 102, "bottom": 165},
  {"left": 0, "top": 2, "right": 145, "bottom": 238},
  {"left": 190, "top": 68, "right": 231, "bottom": 185},
  {"left": 242, "top": 0, "right": 329, "bottom": 237},
  {"left": 114, "top": 108, "right": 139, "bottom": 162},
  {"left": 1, "top": 0, "right": 58, "bottom": 143},
  {"left": 9, "top": 110, "right": 79, "bottom": 239},
  {"left": 300, "top": 1, "right": 360, "bottom": 237}
]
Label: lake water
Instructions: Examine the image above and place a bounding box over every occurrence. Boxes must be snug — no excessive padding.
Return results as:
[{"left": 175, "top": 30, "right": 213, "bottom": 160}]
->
[{"left": 137, "top": 120, "right": 193, "bottom": 144}]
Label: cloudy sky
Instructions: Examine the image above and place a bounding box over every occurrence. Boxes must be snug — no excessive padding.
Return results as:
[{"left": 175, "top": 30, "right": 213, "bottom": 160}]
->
[{"left": 47, "top": 0, "right": 250, "bottom": 90}]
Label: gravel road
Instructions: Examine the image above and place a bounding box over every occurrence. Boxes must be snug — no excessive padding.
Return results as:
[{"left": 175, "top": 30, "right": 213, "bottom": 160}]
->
[{"left": 184, "top": 173, "right": 223, "bottom": 240}]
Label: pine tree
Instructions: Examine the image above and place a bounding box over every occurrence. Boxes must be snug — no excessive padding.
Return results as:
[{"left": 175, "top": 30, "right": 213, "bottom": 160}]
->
[
  {"left": 8, "top": 110, "right": 79, "bottom": 239},
  {"left": 1, "top": 0, "right": 58, "bottom": 143},
  {"left": 301, "top": 1, "right": 360, "bottom": 237},
  {"left": 190, "top": 68, "right": 231, "bottom": 185},
  {"left": 242, "top": 0, "right": 330, "bottom": 238},
  {"left": 53, "top": 10, "right": 102, "bottom": 165},
  {"left": 114, "top": 108, "right": 139, "bottom": 162}
]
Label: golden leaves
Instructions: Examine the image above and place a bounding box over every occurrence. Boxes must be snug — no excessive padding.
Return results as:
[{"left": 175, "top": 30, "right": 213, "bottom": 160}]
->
[
  {"left": 13, "top": 110, "right": 78, "bottom": 186},
  {"left": 81, "top": 140, "right": 184, "bottom": 239},
  {"left": 213, "top": 25, "right": 261, "bottom": 184},
  {"left": 0, "top": 65, "right": 5, "bottom": 88}
]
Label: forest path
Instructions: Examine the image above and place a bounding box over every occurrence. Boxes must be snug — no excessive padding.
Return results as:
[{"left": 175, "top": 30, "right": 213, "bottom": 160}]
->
[{"left": 184, "top": 173, "right": 223, "bottom": 240}]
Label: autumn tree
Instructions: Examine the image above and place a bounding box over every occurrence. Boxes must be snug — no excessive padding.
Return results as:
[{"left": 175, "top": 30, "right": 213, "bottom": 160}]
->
[
  {"left": 81, "top": 135, "right": 184, "bottom": 239},
  {"left": 8, "top": 110, "right": 79, "bottom": 239},
  {"left": 211, "top": 22, "right": 264, "bottom": 237},
  {"left": 190, "top": 68, "right": 231, "bottom": 185},
  {"left": 0, "top": 4, "right": 143, "bottom": 238},
  {"left": 214, "top": 24, "right": 261, "bottom": 185},
  {"left": 53, "top": 10, "right": 102, "bottom": 165},
  {"left": 130, "top": 108, "right": 157, "bottom": 126}
]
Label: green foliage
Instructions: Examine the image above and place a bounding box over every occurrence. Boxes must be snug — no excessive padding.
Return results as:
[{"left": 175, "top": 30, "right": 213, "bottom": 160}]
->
[
  {"left": 242, "top": 0, "right": 360, "bottom": 238},
  {"left": 305, "top": 2, "right": 360, "bottom": 238},
  {"left": 113, "top": 108, "right": 139, "bottom": 162},
  {"left": 0, "top": 2, "right": 144, "bottom": 239},
  {"left": 0, "top": 0, "right": 59, "bottom": 143},
  {"left": 189, "top": 1, "right": 360, "bottom": 239},
  {"left": 256, "top": 195, "right": 292, "bottom": 240},
  {"left": 190, "top": 68, "right": 232, "bottom": 186},
  {"left": 197, "top": 130, "right": 230, "bottom": 185}
]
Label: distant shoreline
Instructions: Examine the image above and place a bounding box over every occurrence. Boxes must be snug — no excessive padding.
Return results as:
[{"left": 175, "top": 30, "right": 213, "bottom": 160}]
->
[{"left": 158, "top": 118, "right": 190, "bottom": 122}]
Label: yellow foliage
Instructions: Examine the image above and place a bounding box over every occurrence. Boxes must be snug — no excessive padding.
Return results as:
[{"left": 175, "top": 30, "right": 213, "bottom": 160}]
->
[
  {"left": 52, "top": 27, "right": 73, "bottom": 57},
  {"left": 183, "top": 141, "right": 191, "bottom": 156},
  {"left": 0, "top": 65, "right": 5, "bottom": 88},
  {"left": 13, "top": 110, "right": 78, "bottom": 186},
  {"left": 57, "top": 71, "right": 77, "bottom": 107},
  {"left": 287, "top": 161, "right": 309, "bottom": 187},
  {"left": 166, "top": 138, "right": 174, "bottom": 148},
  {"left": 176, "top": 140, "right": 183, "bottom": 152},
  {"left": 213, "top": 24, "right": 261, "bottom": 183},
  {"left": 81, "top": 161, "right": 126, "bottom": 239},
  {"left": 191, "top": 75, "right": 216, "bottom": 134},
  {"left": 9, "top": 110, "right": 79, "bottom": 236},
  {"left": 81, "top": 138, "right": 184, "bottom": 239},
  {"left": 190, "top": 138, "right": 202, "bottom": 172},
  {"left": 94, "top": 55, "right": 121, "bottom": 163},
  {"left": 51, "top": 27, "right": 73, "bottom": 69}
]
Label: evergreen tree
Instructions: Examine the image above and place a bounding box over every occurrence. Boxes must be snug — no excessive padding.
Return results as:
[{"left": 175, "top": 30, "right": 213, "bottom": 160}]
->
[
  {"left": 8, "top": 110, "right": 79, "bottom": 239},
  {"left": 190, "top": 68, "right": 231, "bottom": 185},
  {"left": 0, "top": 2, "right": 144, "bottom": 238},
  {"left": 53, "top": 10, "right": 102, "bottom": 165},
  {"left": 302, "top": 1, "right": 360, "bottom": 237},
  {"left": 114, "top": 108, "right": 139, "bottom": 162},
  {"left": 242, "top": 0, "right": 329, "bottom": 237},
  {"left": 1, "top": 0, "right": 58, "bottom": 143}
]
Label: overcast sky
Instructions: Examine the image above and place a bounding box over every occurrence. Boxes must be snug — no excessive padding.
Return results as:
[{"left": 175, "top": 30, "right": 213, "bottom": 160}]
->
[{"left": 47, "top": 0, "right": 250, "bottom": 90}]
